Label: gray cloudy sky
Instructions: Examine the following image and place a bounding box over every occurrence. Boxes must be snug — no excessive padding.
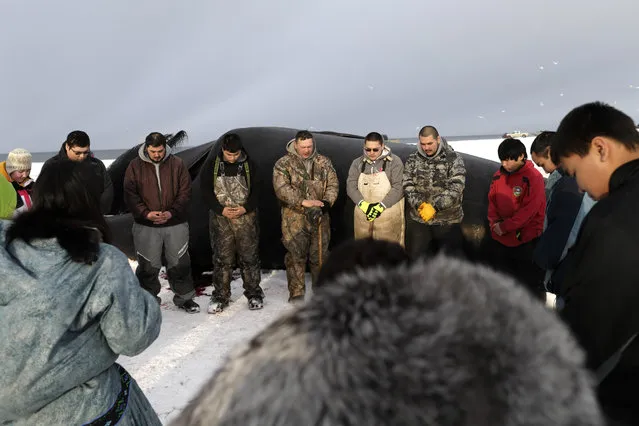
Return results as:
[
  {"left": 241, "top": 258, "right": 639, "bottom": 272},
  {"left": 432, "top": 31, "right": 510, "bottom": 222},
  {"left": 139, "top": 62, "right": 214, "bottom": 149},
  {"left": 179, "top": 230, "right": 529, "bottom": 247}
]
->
[{"left": 1, "top": 0, "right": 638, "bottom": 153}]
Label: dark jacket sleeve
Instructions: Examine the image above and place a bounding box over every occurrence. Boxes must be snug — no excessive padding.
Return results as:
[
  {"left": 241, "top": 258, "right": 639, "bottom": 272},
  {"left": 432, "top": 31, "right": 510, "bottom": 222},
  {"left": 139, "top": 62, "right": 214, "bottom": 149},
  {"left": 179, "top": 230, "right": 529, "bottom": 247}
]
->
[
  {"left": 123, "top": 161, "right": 149, "bottom": 220},
  {"left": 11, "top": 182, "right": 24, "bottom": 209},
  {"left": 533, "top": 177, "right": 583, "bottom": 270},
  {"left": 244, "top": 158, "right": 259, "bottom": 213},
  {"left": 199, "top": 154, "right": 225, "bottom": 215},
  {"left": 97, "top": 159, "right": 114, "bottom": 215},
  {"left": 559, "top": 222, "right": 639, "bottom": 369},
  {"left": 169, "top": 158, "right": 191, "bottom": 220},
  {"left": 381, "top": 155, "right": 405, "bottom": 208}
]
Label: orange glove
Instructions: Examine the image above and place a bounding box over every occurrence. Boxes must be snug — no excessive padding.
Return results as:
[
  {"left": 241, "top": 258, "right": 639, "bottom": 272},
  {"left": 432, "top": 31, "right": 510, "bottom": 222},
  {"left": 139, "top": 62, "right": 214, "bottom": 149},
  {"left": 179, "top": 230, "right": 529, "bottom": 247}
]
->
[{"left": 417, "top": 202, "right": 436, "bottom": 222}]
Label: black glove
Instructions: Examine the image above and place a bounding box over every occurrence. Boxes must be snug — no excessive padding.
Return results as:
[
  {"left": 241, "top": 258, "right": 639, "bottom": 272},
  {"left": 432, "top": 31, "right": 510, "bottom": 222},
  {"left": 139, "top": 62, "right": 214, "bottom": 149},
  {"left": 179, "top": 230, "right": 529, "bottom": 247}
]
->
[{"left": 321, "top": 200, "right": 331, "bottom": 213}]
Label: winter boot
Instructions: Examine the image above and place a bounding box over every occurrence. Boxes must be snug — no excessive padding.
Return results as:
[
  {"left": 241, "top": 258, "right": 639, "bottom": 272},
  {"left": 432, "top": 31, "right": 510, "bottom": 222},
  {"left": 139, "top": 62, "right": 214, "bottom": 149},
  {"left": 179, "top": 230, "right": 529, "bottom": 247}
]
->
[
  {"left": 179, "top": 299, "right": 200, "bottom": 314},
  {"left": 288, "top": 294, "right": 305, "bottom": 305},
  {"left": 208, "top": 298, "right": 229, "bottom": 314},
  {"left": 248, "top": 296, "right": 263, "bottom": 310}
]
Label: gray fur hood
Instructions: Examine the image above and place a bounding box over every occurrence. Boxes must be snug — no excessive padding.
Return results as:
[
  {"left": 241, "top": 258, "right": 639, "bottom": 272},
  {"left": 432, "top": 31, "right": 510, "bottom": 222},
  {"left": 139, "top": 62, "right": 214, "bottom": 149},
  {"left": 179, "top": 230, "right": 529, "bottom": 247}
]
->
[{"left": 173, "top": 255, "right": 603, "bottom": 426}]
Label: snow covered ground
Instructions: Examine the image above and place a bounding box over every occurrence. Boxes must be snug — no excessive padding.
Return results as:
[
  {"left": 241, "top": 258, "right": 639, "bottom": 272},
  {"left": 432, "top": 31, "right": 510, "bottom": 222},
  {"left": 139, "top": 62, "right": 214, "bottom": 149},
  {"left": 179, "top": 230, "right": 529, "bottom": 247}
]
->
[
  {"left": 28, "top": 136, "right": 553, "bottom": 424},
  {"left": 120, "top": 264, "right": 555, "bottom": 424},
  {"left": 119, "top": 264, "right": 303, "bottom": 423}
]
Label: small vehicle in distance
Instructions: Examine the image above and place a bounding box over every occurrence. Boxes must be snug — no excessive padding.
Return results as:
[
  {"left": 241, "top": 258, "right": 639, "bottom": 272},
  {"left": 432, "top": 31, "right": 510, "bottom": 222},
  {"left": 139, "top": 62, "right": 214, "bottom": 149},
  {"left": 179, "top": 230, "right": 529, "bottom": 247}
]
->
[{"left": 502, "top": 130, "right": 529, "bottom": 138}]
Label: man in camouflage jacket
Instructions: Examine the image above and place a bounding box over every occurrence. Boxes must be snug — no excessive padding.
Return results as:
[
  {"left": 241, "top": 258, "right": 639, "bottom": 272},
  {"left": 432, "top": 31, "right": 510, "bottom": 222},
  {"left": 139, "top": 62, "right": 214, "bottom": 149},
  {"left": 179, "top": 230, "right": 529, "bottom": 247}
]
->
[
  {"left": 403, "top": 126, "right": 466, "bottom": 258},
  {"left": 200, "top": 133, "right": 264, "bottom": 313},
  {"left": 273, "top": 131, "right": 339, "bottom": 303}
]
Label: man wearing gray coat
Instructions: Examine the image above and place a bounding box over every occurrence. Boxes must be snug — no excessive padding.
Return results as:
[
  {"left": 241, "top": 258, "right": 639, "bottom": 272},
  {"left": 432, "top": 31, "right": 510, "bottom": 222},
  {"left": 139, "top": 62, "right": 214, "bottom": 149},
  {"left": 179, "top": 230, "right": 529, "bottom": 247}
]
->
[{"left": 346, "top": 132, "right": 405, "bottom": 245}]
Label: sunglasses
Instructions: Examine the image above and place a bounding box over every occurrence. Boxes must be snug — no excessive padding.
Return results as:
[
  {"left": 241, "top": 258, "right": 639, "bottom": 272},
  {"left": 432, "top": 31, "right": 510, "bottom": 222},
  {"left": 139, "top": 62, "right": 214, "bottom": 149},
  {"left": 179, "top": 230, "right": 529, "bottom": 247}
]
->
[{"left": 364, "top": 148, "right": 380, "bottom": 152}]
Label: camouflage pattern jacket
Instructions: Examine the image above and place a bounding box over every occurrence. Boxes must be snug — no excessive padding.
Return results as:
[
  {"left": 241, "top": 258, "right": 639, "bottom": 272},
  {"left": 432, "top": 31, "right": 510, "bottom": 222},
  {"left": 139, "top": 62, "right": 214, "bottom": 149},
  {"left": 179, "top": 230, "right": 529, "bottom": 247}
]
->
[
  {"left": 273, "top": 139, "right": 339, "bottom": 216},
  {"left": 403, "top": 138, "right": 466, "bottom": 225}
]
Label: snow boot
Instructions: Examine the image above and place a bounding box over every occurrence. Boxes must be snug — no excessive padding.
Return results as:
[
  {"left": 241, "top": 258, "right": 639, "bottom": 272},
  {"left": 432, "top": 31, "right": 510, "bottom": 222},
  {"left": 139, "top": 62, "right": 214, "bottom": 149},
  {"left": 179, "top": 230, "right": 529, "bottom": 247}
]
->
[
  {"left": 248, "top": 297, "right": 263, "bottom": 310},
  {"left": 208, "top": 298, "right": 229, "bottom": 314},
  {"left": 180, "top": 299, "right": 200, "bottom": 314},
  {"left": 288, "top": 295, "right": 305, "bottom": 305}
]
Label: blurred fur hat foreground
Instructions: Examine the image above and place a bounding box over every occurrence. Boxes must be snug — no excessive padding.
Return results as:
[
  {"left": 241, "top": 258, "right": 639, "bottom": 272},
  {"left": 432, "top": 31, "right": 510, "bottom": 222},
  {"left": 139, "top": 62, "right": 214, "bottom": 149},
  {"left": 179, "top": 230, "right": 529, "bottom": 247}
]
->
[{"left": 173, "top": 254, "right": 603, "bottom": 426}]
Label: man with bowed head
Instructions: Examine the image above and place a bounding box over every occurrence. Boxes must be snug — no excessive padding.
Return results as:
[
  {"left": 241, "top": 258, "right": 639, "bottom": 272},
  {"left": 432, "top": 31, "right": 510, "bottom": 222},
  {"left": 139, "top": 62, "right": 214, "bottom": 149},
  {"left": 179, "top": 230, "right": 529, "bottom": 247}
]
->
[
  {"left": 551, "top": 101, "right": 639, "bottom": 425},
  {"left": 200, "top": 133, "right": 265, "bottom": 313},
  {"left": 347, "top": 131, "right": 405, "bottom": 244},
  {"left": 487, "top": 138, "right": 546, "bottom": 301},
  {"left": 273, "top": 130, "right": 339, "bottom": 303},
  {"left": 124, "top": 132, "right": 200, "bottom": 313},
  {"left": 402, "top": 125, "right": 466, "bottom": 258},
  {"left": 41, "top": 130, "right": 113, "bottom": 214}
]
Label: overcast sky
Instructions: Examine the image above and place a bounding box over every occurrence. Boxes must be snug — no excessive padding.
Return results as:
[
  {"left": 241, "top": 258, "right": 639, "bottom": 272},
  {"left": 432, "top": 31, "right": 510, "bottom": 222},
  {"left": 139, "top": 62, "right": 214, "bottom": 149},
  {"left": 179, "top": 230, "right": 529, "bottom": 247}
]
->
[{"left": 1, "top": 0, "right": 638, "bottom": 153}]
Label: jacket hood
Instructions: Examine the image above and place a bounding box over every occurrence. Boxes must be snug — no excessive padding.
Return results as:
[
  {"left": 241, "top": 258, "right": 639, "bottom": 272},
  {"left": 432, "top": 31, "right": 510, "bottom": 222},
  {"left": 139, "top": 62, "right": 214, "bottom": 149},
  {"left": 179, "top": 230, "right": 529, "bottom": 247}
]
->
[
  {"left": 362, "top": 145, "right": 392, "bottom": 163},
  {"left": 417, "top": 137, "right": 452, "bottom": 160},
  {"left": 546, "top": 169, "right": 563, "bottom": 192},
  {"left": 138, "top": 143, "right": 173, "bottom": 164},
  {"left": 286, "top": 138, "right": 317, "bottom": 161},
  {"left": 173, "top": 254, "right": 603, "bottom": 426},
  {"left": 212, "top": 140, "right": 248, "bottom": 164}
]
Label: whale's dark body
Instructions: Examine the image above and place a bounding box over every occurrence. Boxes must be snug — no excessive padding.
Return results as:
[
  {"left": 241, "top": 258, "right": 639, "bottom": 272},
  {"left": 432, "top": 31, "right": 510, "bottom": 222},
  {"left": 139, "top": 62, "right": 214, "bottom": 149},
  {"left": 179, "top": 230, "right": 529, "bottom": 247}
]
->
[{"left": 105, "top": 127, "right": 499, "bottom": 284}]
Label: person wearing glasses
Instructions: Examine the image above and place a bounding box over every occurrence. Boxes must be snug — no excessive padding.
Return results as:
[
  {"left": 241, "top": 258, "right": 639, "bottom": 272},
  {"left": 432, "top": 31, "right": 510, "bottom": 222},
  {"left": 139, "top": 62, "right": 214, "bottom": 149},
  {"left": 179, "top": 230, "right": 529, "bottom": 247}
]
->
[
  {"left": 41, "top": 130, "right": 114, "bottom": 214},
  {"left": 346, "top": 132, "right": 405, "bottom": 245},
  {"left": 402, "top": 125, "right": 466, "bottom": 259}
]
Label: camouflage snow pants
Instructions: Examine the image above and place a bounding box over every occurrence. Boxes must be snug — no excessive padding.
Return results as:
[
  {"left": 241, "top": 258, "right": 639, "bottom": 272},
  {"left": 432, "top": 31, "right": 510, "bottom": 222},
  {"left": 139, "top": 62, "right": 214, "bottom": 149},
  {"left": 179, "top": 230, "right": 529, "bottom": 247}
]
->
[
  {"left": 281, "top": 208, "right": 330, "bottom": 298},
  {"left": 209, "top": 210, "right": 263, "bottom": 302}
]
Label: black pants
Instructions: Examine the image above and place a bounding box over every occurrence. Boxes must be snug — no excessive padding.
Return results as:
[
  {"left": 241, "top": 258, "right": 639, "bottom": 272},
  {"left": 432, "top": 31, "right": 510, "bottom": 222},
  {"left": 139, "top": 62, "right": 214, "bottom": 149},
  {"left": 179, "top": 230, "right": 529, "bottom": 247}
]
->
[
  {"left": 486, "top": 237, "right": 546, "bottom": 302},
  {"left": 405, "top": 219, "right": 453, "bottom": 261}
]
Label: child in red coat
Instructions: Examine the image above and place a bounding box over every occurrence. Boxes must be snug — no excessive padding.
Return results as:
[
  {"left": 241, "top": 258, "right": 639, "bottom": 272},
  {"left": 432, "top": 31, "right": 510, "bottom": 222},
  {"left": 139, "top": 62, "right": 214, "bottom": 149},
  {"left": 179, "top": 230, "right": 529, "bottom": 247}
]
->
[{"left": 487, "top": 138, "right": 546, "bottom": 300}]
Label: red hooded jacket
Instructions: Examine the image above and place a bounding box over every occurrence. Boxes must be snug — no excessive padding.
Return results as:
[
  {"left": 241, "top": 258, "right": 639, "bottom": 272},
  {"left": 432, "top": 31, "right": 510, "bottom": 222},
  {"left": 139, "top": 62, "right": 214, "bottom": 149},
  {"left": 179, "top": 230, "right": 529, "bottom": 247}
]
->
[{"left": 488, "top": 160, "right": 546, "bottom": 247}]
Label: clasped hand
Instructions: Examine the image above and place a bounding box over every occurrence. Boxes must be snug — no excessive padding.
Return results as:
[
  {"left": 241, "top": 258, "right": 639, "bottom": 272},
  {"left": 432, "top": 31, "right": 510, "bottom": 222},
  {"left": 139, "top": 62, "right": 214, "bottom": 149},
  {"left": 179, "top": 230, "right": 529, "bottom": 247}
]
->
[
  {"left": 358, "top": 201, "right": 385, "bottom": 221},
  {"left": 146, "top": 211, "right": 173, "bottom": 224},
  {"left": 222, "top": 206, "right": 247, "bottom": 219}
]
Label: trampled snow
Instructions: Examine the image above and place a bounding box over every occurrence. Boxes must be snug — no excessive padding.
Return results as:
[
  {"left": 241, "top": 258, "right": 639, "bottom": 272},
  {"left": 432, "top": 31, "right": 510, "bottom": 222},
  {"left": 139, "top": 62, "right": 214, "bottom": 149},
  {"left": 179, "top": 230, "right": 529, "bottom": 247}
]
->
[
  {"left": 29, "top": 136, "right": 553, "bottom": 424},
  {"left": 118, "top": 265, "right": 298, "bottom": 423}
]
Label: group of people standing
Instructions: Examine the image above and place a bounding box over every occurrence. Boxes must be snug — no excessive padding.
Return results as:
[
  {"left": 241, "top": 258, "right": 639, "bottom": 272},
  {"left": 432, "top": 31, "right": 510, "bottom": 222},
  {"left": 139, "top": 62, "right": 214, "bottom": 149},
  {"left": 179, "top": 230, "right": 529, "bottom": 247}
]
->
[
  {"left": 205, "top": 105, "right": 639, "bottom": 423},
  {"left": 2, "top": 100, "right": 639, "bottom": 424},
  {"left": 211, "top": 126, "right": 468, "bottom": 314},
  {"left": 0, "top": 130, "right": 113, "bottom": 221}
]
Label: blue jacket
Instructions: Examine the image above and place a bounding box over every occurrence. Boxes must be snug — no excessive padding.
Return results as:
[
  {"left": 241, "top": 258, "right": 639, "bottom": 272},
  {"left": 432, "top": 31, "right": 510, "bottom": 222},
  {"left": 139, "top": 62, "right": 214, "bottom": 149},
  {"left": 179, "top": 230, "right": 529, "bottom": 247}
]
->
[
  {"left": 533, "top": 170, "right": 588, "bottom": 293},
  {"left": 0, "top": 220, "right": 162, "bottom": 425}
]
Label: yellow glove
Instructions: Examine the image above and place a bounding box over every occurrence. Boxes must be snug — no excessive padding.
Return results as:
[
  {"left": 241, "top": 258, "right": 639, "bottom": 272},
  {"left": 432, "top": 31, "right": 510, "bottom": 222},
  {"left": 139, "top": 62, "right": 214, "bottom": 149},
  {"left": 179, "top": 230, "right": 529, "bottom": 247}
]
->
[
  {"left": 417, "top": 202, "right": 436, "bottom": 222},
  {"left": 358, "top": 200, "right": 374, "bottom": 216},
  {"left": 367, "top": 203, "right": 385, "bottom": 221}
]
